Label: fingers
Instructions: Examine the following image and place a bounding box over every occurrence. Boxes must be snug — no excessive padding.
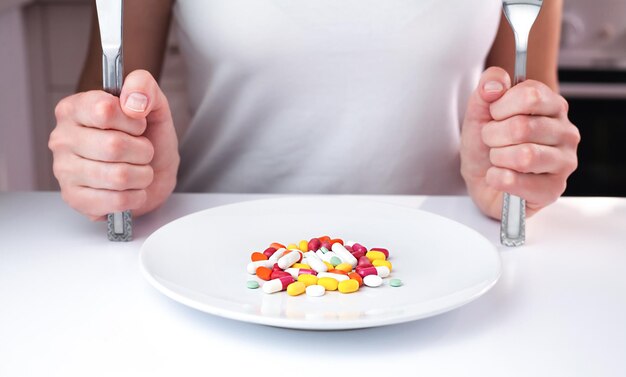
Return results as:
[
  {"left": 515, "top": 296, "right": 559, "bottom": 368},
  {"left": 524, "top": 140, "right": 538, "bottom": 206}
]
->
[
  {"left": 55, "top": 91, "right": 147, "bottom": 136},
  {"left": 482, "top": 115, "right": 581, "bottom": 148},
  {"left": 490, "top": 80, "right": 569, "bottom": 121},
  {"left": 75, "top": 159, "right": 154, "bottom": 191},
  {"left": 68, "top": 126, "right": 154, "bottom": 164},
  {"left": 60, "top": 185, "right": 148, "bottom": 218},
  {"left": 54, "top": 69, "right": 167, "bottom": 136},
  {"left": 54, "top": 153, "right": 154, "bottom": 190},
  {"left": 489, "top": 143, "right": 577, "bottom": 175},
  {"left": 485, "top": 167, "right": 566, "bottom": 208}
]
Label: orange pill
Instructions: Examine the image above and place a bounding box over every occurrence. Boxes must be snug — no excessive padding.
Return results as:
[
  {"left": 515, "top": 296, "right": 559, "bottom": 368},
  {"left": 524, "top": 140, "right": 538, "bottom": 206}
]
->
[
  {"left": 330, "top": 238, "right": 344, "bottom": 246},
  {"left": 270, "top": 242, "right": 286, "bottom": 250},
  {"left": 251, "top": 252, "right": 268, "bottom": 261},
  {"left": 256, "top": 266, "right": 272, "bottom": 281},
  {"left": 328, "top": 269, "right": 348, "bottom": 275},
  {"left": 318, "top": 236, "right": 331, "bottom": 243},
  {"left": 348, "top": 272, "right": 363, "bottom": 287}
]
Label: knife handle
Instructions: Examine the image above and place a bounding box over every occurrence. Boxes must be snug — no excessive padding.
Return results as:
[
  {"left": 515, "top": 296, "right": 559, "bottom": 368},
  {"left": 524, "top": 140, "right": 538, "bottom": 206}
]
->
[
  {"left": 103, "top": 50, "right": 132, "bottom": 242},
  {"left": 501, "top": 193, "right": 525, "bottom": 246},
  {"left": 102, "top": 51, "right": 123, "bottom": 96}
]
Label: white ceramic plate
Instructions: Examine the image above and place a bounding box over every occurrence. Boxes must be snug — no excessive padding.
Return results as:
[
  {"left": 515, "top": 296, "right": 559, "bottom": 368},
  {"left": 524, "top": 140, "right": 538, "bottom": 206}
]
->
[{"left": 140, "top": 197, "right": 501, "bottom": 330}]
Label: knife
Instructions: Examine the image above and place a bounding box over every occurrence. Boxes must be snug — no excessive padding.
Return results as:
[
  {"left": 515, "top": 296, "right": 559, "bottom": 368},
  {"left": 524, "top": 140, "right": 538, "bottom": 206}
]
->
[{"left": 95, "top": 0, "right": 132, "bottom": 242}]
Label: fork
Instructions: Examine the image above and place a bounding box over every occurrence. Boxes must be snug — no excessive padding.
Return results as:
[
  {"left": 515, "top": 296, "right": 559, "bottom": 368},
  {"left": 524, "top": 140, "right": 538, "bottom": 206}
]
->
[
  {"left": 500, "top": 0, "right": 543, "bottom": 247},
  {"left": 96, "top": 0, "right": 132, "bottom": 242}
]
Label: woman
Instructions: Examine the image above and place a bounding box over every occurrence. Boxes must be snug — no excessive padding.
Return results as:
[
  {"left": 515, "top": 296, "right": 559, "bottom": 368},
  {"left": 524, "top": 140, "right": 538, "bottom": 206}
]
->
[{"left": 49, "top": 0, "right": 579, "bottom": 221}]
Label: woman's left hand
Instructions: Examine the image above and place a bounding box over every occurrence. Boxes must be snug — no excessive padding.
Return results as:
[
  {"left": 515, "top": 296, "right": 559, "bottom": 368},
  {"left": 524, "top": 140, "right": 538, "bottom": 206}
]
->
[{"left": 460, "top": 66, "right": 581, "bottom": 219}]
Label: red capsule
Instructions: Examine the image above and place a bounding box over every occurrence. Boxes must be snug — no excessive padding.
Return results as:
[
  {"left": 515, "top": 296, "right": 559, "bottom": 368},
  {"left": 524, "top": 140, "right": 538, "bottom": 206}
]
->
[
  {"left": 279, "top": 275, "right": 295, "bottom": 289},
  {"left": 271, "top": 270, "right": 291, "bottom": 280},
  {"left": 321, "top": 241, "right": 332, "bottom": 250},
  {"left": 263, "top": 275, "right": 296, "bottom": 293},
  {"left": 351, "top": 250, "right": 366, "bottom": 259},
  {"left": 345, "top": 245, "right": 353, "bottom": 252},
  {"left": 330, "top": 238, "right": 344, "bottom": 246},
  {"left": 352, "top": 243, "right": 368, "bottom": 254},
  {"left": 370, "top": 247, "right": 389, "bottom": 258},
  {"left": 308, "top": 238, "right": 321, "bottom": 252},
  {"left": 358, "top": 256, "right": 373, "bottom": 267},
  {"left": 356, "top": 266, "right": 377, "bottom": 278},
  {"left": 272, "top": 263, "right": 282, "bottom": 271},
  {"left": 263, "top": 247, "right": 277, "bottom": 258}
]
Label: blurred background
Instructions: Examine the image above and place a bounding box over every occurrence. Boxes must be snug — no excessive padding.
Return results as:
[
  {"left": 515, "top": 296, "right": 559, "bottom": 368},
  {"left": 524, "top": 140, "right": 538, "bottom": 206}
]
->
[{"left": 1, "top": 0, "right": 625, "bottom": 196}]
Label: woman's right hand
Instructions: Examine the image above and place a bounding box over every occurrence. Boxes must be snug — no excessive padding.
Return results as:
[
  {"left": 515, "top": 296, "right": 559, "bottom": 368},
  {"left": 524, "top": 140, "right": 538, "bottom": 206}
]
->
[{"left": 49, "top": 69, "right": 179, "bottom": 221}]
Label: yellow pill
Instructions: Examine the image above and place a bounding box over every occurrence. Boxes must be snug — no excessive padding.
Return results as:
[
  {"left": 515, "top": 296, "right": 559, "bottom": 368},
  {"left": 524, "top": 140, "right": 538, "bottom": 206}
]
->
[
  {"left": 298, "top": 240, "right": 309, "bottom": 252},
  {"left": 292, "top": 263, "right": 311, "bottom": 269},
  {"left": 338, "top": 279, "right": 359, "bottom": 294},
  {"left": 323, "top": 261, "right": 334, "bottom": 270},
  {"left": 297, "top": 274, "right": 319, "bottom": 287},
  {"left": 317, "top": 277, "right": 339, "bottom": 291},
  {"left": 287, "top": 243, "right": 299, "bottom": 250},
  {"left": 366, "top": 251, "right": 386, "bottom": 262},
  {"left": 335, "top": 263, "right": 353, "bottom": 273},
  {"left": 372, "top": 259, "right": 392, "bottom": 271},
  {"left": 287, "top": 281, "right": 306, "bottom": 296}
]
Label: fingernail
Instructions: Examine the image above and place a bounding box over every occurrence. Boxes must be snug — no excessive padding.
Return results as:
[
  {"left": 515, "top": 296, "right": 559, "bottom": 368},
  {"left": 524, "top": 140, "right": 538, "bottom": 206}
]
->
[
  {"left": 484, "top": 81, "right": 504, "bottom": 93},
  {"left": 125, "top": 93, "right": 148, "bottom": 112}
]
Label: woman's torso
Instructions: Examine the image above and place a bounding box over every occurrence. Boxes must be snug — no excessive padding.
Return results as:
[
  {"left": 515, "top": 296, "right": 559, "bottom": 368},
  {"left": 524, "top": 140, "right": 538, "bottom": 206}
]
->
[{"left": 173, "top": 0, "right": 502, "bottom": 194}]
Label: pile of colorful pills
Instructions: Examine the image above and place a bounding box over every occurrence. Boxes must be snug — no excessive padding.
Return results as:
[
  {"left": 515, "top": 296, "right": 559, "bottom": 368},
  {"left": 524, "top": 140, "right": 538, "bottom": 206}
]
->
[{"left": 246, "top": 236, "right": 402, "bottom": 297}]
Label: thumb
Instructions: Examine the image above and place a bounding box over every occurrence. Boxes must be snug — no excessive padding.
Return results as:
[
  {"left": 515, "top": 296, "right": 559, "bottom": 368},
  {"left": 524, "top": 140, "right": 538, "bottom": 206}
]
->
[
  {"left": 119, "top": 69, "right": 168, "bottom": 122},
  {"left": 464, "top": 66, "right": 512, "bottom": 125},
  {"left": 120, "top": 69, "right": 178, "bottom": 173},
  {"left": 460, "top": 66, "right": 512, "bottom": 186}
]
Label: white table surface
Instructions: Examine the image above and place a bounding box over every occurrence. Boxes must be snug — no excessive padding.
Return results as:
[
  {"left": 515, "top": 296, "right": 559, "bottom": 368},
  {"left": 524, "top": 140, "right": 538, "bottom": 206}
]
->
[{"left": 1, "top": 192, "right": 625, "bottom": 376}]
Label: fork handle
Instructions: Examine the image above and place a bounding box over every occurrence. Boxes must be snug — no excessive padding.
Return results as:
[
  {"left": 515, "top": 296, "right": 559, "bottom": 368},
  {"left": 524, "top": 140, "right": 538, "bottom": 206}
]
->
[
  {"left": 500, "top": 44, "right": 528, "bottom": 246},
  {"left": 513, "top": 47, "right": 527, "bottom": 85},
  {"left": 103, "top": 49, "right": 132, "bottom": 242}
]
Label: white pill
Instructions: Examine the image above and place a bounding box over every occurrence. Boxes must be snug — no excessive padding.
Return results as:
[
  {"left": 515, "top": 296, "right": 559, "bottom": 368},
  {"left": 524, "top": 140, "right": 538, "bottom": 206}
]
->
[
  {"left": 317, "top": 272, "right": 349, "bottom": 282},
  {"left": 268, "top": 248, "right": 287, "bottom": 262},
  {"left": 363, "top": 275, "right": 383, "bottom": 287},
  {"left": 304, "top": 252, "right": 328, "bottom": 273},
  {"left": 246, "top": 260, "right": 274, "bottom": 274},
  {"left": 262, "top": 279, "right": 282, "bottom": 294},
  {"left": 277, "top": 250, "right": 302, "bottom": 269},
  {"left": 375, "top": 266, "right": 390, "bottom": 278},
  {"left": 306, "top": 285, "right": 325, "bottom": 297},
  {"left": 316, "top": 250, "right": 337, "bottom": 263},
  {"left": 284, "top": 268, "right": 298, "bottom": 279},
  {"left": 331, "top": 243, "right": 358, "bottom": 267}
]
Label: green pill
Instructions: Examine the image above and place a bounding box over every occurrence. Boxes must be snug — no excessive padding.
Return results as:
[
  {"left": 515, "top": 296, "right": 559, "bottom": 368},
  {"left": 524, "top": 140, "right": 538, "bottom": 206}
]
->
[
  {"left": 246, "top": 280, "right": 260, "bottom": 289},
  {"left": 389, "top": 278, "right": 403, "bottom": 287},
  {"left": 329, "top": 256, "right": 342, "bottom": 266}
]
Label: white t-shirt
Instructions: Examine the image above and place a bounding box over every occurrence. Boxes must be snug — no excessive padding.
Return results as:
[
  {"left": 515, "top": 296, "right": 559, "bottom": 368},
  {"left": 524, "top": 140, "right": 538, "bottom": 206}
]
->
[{"left": 173, "top": 0, "right": 502, "bottom": 194}]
